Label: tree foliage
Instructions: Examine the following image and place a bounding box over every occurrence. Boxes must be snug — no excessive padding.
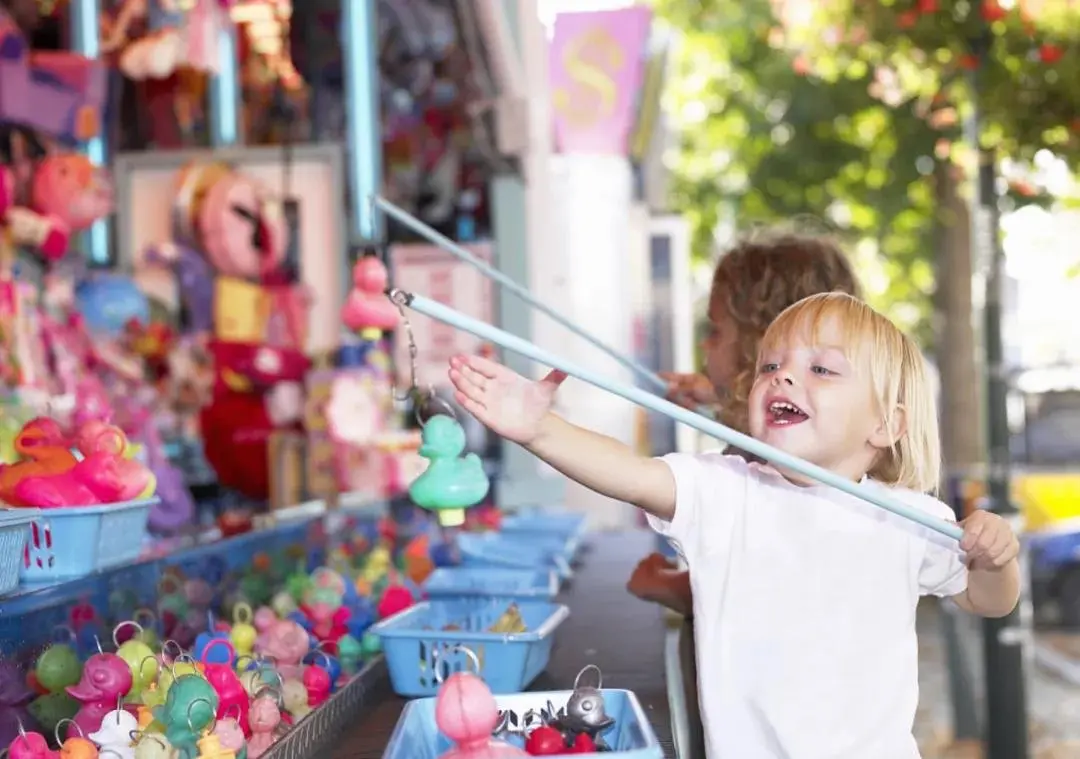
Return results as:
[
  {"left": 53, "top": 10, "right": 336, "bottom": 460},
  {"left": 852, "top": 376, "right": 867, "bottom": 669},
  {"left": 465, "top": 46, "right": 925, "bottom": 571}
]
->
[
  {"left": 657, "top": 0, "right": 944, "bottom": 341},
  {"left": 657, "top": 0, "right": 1080, "bottom": 342}
]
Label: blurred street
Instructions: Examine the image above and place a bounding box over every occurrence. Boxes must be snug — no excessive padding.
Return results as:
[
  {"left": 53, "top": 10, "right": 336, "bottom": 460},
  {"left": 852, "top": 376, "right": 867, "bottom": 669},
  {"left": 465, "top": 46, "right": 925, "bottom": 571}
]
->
[{"left": 916, "top": 602, "right": 1080, "bottom": 758}]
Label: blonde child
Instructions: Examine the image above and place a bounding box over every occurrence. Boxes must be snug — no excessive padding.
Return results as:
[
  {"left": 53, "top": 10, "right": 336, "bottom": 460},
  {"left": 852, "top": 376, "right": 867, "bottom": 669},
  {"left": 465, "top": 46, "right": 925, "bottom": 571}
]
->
[{"left": 448, "top": 292, "right": 1019, "bottom": 758}]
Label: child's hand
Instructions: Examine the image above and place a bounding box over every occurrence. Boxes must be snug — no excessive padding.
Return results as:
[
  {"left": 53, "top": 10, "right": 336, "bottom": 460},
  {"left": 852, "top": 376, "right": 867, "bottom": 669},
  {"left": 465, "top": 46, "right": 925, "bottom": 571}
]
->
[
  {"left": 959, "top": 510, "right": 1020, "bottom": 571},
  {"left": 449, "top": 354, "right": 567, "bottom": 445},
  {"left": 659, "top": 372, "right": 718, "bottom": 409}
]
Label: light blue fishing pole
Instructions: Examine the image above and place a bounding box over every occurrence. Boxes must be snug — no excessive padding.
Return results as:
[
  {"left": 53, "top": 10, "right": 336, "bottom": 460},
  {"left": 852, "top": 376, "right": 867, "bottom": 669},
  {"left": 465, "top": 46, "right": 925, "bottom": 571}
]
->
[
  {"left": 374, "top": 195, "right": 669, "bottom": 395},
  {"left": 388, "top": 288, "right": 964, "bottom": 542}
]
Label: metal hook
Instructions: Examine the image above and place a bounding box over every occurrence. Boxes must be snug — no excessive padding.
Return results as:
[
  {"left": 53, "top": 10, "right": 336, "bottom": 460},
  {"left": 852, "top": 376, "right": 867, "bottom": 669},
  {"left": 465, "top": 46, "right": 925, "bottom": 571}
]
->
[
  {"left": 414, "top": 387, "right": 458, "bottom": 428},
  {"left": 138, "top": 654, "right": 161, "bottom": 679},
  {"left": 115, "top": 694, "right": 124, "bottom": 721},
  {"left": 432, "top": 645, "right": 482, "bottom": 684},
  {"left": 388, "top": 289, "right": 420, "bottom": 403},
  {"left": 54, "top": 717, "right": 82, "bottom": 745},
  {"left": 302, "top": 650, "right": 332, "bottom": 670},
  {"left": 113, "top": 620, "right": 144, "bottom": 650},
  {"left": 573, "top": 663, "right": 603, "bottom": 691},
  {"left": 170, "top": 652, "right": 196, "bottom": 679},
  {"left": 133, "top": 608, "right": 158, "bottom": 629},
  {"left": 185, "top": 697, "right": 216, "bottom": 735},
  {"left": 161, "top": 639, "right": 184, "bottom": 662},
  {"left": 252, "top": 685, "right": 284, "bottom": 710},
  {"left": 94, "top": 636, "right": 104, "bottom": 655},
  {"left": 222, "top": 702, "right": 243, "bottom": 722},
  {"left": 51, "top": 625, "right": 76, "bottom": 644}
]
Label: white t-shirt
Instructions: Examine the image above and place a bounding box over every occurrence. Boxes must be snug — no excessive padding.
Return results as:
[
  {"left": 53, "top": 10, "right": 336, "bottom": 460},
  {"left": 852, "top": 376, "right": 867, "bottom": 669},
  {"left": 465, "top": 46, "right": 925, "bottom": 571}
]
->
[{"left": 648, "top": 452, "right": 968, "bottom": 759}]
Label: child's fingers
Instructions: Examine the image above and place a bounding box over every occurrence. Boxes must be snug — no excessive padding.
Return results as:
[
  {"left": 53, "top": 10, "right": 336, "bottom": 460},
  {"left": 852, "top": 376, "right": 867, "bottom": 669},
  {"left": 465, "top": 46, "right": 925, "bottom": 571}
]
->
[
  {"left": 464, "top": 354, "right": 502, "bottom": 378},
  {"left": 454, "top": 391, "right": 487, "bottom": 420},
  {"left": 449, "top": 367, "right": 486, "bottom": 398},
  {"left": 960, "top": 519, "right": 985, "bottom": 552}
]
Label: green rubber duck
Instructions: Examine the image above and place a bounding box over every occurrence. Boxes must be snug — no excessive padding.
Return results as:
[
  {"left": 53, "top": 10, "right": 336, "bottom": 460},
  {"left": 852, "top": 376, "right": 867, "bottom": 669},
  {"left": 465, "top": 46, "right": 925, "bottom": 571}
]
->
[
  {"left": 35, "top": 644, "right": 82, "bottom": 693},
  {"left": 28, "top": 692, "right": 79, "bottom": 737},
  {"left": 408, "top": 415, "right": 490, "bottom": 527},
  {"left": 153, "top": 675, "right": 218, "bottom": 759},
  {"left": 337, "top": 635, "right": 362, "bottom": 675}
]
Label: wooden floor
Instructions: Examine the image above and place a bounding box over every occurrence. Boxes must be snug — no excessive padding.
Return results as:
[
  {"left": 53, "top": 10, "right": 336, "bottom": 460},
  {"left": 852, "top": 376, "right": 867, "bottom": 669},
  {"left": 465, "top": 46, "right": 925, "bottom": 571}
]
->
[{"left": 333, "top": 529, "right": 676, "bottom": 758}]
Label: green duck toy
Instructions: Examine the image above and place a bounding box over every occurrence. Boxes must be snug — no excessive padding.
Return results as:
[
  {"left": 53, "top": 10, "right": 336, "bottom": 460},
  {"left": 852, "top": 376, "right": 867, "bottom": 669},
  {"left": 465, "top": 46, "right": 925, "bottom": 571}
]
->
[
  {"left": 152, "top": 675, "right": 218, "bottom": 759},
  {"left": 408, "top": 415, "right": 490, "bottom": 527}
]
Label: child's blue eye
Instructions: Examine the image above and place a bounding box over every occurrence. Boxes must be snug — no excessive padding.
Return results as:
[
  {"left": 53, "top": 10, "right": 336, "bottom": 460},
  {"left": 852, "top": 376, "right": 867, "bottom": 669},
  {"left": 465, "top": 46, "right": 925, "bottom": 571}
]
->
[
  {"left": 760, "top": 363, "right": 779, "bottom": 373},
  {"left": 811, "top": 365, "right": 834, "bottom": 376}
]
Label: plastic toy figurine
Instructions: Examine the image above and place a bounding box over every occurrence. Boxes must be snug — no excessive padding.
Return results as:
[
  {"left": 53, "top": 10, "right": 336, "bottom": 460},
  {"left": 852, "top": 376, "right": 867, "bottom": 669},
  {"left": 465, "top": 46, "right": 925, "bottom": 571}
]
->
[
  {"left": 299, "top": 569, "right": 349, "bottom": 642},
  {"left": 341, "top": 256, "right": 399, "bottom": 340},
  {"left": 212, "top": 707, "right": 247, "bottom": 759},
  {"left": 434, "top": 647, "right": 526, "bottom": 758},
  {"left": 335, "top": 635, "right": 362, "bottom": 679},
  {"left": 152, "top": 680, "right": 218, "bottom": 759},
  {"left": 54, "top": 718, "right": 99, "bottom": 759},
  {"left": 252, "top": 607, "right": 277, "bottom": 635},
  {"left": 113, "top": 625, "right": 157, "bottom": 703},
  {"left": 279, "top": 679, "right": 309, "bottom": 720},
  {"left": 408, "top": 414, "right": 490, "bottom": 527},
  {"left": 132, "top": 733, "right": 174, "bottom": 759},
  {"left": 65, "top": 652, "right": 133, "bottom": 739},
  {"left": 88, "top": 709, "right": 139, "bottom": 759},
  {"left": 245, "top": 693, "right": 280, "bottom": 759},
  {"left": 34, "top": 643, "right": 82, "bottom": 694},
  {"left": 254, "top": 620, "right": 308, "bottom": 679},
  {"left": 200, "top": 641, "right": 248, "bottom": 737},
  {"left": 229, "top": 605, "right": 257, "bottom": 658},
  {"left": 300, "top": 653, "right": 332, "bottom": 709},
  {"left": 548, "top": 665, "right": 615, "bottom": 749},
  {"left": 9, "top": 724, "right": 59, "bottom": 759}
]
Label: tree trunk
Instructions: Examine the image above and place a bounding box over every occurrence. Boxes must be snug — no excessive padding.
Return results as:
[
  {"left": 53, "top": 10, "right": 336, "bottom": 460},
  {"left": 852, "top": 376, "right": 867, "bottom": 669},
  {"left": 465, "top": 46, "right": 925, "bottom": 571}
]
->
[{"left": 935, "top": 160, "right": 984, "bottom": 475}]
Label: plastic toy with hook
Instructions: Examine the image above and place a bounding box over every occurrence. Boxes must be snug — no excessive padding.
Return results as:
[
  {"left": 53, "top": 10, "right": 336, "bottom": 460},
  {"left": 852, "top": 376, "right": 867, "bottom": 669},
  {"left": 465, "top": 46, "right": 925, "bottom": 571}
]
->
[
  {"left": 432, "top": 645, "right": 526, "bottom": 758},
  {"left": 112, "top": 622, "right": 157, "bottom": 702},
  {"left": 198, "top": 640, "right": 248, "bottom": 737},
  {"left": 53, "top": 719, "right": 97, "bottom": 759},
  {"left": 33, "top": 632, "right": 82, "bottom": 695},
  {"left": 228, "top": 604, "right": 257, "bottom": 658},
  {"left": 9, "top": 719, "right": 58, "bottom": 759},
  {"left": 130, "top": 732, "right": 174, "bottom": 759},
  {"left": 392, "top": 294, "right": 491, "bottom": 527},
  {"left": 65, "top": 645, "right": 132, "bottom": 740},
  {"left": 300, "top": 650, "right": 332, "bottom": 708},
  {"left": 87, "top": 696, "right": 139, "bottom": 759},
  {"left": 153, "top": 674, "right": 218, "bottom": 759}
]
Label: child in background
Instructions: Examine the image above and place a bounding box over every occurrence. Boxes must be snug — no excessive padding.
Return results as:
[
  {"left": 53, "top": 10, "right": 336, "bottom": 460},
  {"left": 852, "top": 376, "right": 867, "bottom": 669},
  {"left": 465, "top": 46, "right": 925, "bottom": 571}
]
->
[
  {"left": 448, "top": 292, "right": 1019, "bottom": 758},
  {"left": 628, "top": 232, "right": 862, "bottom": 756}
]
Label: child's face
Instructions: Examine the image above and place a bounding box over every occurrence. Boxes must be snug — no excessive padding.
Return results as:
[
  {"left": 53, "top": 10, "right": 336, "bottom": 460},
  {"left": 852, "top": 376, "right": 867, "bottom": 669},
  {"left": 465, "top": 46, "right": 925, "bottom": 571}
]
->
[
  {"left": 701, "top": 291, "right": 738, "bottom": 394},
  {"left": 747, "top": 316, "right": 886, "bottom": 483}
]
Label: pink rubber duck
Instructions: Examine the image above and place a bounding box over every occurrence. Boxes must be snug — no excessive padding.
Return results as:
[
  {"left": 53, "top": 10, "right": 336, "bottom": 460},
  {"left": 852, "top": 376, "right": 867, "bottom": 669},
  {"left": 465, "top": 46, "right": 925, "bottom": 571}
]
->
[
  {"left": 65, "top": 653, "right": 132, "bottom": 739},
  {"left": 435, "top": 667, "right": 527, "bottom": 758},
  {"left": 301, "top": 665, "right": 330, "bottom": 709},
  {"left": 341, "top": 256, "right": 399, "bottom": 339},
  {"left": 9, "top": 729, "right": 59, "bottom": 759},
  {"left": 245, "top": 695, "right": 281, "bottom": 759}
]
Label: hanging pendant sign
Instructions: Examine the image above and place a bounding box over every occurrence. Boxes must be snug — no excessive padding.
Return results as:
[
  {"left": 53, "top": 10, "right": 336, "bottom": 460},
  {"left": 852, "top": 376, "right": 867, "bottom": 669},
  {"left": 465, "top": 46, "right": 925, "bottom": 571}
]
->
[{"left": 549, "top": 7, "right": 653, "bottom": 155}]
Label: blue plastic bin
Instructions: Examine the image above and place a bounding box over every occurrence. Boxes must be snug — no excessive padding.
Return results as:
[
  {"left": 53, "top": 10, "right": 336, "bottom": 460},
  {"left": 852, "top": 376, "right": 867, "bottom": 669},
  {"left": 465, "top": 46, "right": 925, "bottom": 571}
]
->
[
  {"left": 0, "top": 509, "right": 38, "bottom": 596},
  {"left": 457, "top": 532, "right": 573, "bottom": 580},
  {"left": 423, "top": 567, "right": 559, "bottom": 602},
  {"left": 382, "top": 689, "right": 663, "bottom": 758},
  {"left": 21, "top": 499, "right": 156, "bottom": 582},
  {"left": 372, "top": 599, "right": 569, "bottom": 697},
  {"left": 500, "top": 510, "right": 587, "bottom": 540}
]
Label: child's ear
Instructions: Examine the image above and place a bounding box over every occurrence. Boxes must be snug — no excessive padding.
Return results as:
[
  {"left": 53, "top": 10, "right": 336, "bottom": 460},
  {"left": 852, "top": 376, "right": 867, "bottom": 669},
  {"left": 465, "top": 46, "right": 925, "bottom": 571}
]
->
[{"left": 869, "top": 405, "right": 906, "bottom": 449}]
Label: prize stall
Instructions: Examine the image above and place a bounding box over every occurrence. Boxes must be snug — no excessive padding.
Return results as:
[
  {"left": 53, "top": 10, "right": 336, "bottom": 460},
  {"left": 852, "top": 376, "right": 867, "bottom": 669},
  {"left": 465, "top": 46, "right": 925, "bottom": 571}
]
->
[{"left": 0, "top": 1, "right": 681, "bottom": 758}]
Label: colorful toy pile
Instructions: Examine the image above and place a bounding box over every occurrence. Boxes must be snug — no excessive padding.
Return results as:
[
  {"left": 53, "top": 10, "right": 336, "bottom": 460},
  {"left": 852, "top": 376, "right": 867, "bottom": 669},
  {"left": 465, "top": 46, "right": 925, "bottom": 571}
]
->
[{"left": 0, "top": 418, "right": 156, "bottom": 508}]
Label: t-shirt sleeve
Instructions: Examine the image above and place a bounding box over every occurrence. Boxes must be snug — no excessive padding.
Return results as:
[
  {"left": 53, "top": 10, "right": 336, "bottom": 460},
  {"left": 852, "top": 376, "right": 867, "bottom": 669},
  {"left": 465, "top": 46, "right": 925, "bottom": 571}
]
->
[
  {"left": 915, "top": 494, "right": 969, "bottom": 597},
  {"left": 645, "top": 452, "right": 749, "bottom": 566}
]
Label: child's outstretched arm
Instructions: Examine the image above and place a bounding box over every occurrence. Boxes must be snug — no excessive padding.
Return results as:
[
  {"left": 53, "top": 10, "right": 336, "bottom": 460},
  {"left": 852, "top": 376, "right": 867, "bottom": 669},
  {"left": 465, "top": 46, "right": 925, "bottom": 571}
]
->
[{"left": 448, "top": 354, "right": 676, "bottom": 520}]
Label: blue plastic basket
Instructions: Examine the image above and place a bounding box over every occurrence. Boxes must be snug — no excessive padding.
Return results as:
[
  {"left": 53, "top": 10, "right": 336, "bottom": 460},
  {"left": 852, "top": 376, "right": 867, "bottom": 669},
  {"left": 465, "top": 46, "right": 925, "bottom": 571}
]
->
[
  {"left": 0, "top": 509, "right": 37, "bottom": 596},
  {"left": 500, "top": 510, "right": 587, "bottom": 539},
  {"left": 382, "top": 689, "right": 663, "bottom": 758},
  {"left": 21, "top": 499, "right": 156, "bottom": 582},
  {"left": 372, "top": 599, "right": 570, "bottom": 697},
  {"left": 423, "top": 567, "right": 559, "bottom": 602},
  {"left": 457, "top": 532, "right": 573, "bottom": 580}
]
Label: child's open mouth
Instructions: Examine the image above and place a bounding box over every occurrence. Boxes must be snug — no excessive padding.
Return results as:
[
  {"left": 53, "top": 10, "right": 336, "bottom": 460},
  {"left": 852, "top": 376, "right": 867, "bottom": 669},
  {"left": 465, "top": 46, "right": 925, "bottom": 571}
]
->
[{"left": 768, "top": 399, "right": 809, "bottom": 426}]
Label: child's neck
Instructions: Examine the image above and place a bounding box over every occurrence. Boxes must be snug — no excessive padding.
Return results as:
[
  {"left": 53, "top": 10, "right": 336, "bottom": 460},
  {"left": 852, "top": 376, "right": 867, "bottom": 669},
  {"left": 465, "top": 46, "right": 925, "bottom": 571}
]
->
[{"left": 773, "top": 458, "right": 871, "bottom": 489}]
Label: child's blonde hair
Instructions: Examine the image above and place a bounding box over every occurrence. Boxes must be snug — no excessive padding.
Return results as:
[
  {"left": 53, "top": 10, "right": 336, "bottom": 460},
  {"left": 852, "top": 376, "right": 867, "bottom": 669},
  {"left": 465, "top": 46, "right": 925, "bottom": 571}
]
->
[{"left": 760, "top": 292, "right": 941, "bottom": 493}]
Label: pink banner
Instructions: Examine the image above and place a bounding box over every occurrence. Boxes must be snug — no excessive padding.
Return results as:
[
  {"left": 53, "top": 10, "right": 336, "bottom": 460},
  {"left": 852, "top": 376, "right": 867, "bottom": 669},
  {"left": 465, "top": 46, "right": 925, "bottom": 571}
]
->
[{"left": 549, "top": 7, "right": 653, "bottom": 155}]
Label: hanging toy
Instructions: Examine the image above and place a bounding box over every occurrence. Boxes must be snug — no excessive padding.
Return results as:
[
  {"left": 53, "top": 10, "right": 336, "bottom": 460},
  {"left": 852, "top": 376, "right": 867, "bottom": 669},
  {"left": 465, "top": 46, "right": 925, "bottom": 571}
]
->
[
  {"left": 237, "top": 660, "right": 280, "bottom": 699},
  {"left": 211, "top": 705, "right": 247, "bottom": 759},
  {"left": 228, "top": 605, "right": 257, "bottom": 659},
  {"left": 278, "top": 679, "right": 309, "bottom": 721},
  {"left": 65, "top": 643, "right": 133, "bottom": 740},
  {"left": 199, "top": 641, "right": 248, "bottom": 737},
  {"left": 434, "top": 646, "right": 527, "bottom": 758},
  {"left": 335, "top": 635, "right": 362, "bottom": 679},
  {"left": 88, "top": 705, "right": 139, "bottom": 759},
  {"left": 310, "top": 644, "right": 342, "bottom": 690},
  {"left": 132, "top": 733, "right": 175, "bottom": 759},
  {"left": 54, "top": 719, "right": 99, "bottom": 759},
  {"left": 547, "top": 665, "right": 615, "bottom": 750},
  {"left": 408, "top": 407, "right": 490, "bottom": 527},
  {"left": 244, "top": 691, "right": 280, "bottom": 759},
  {"left": 9, "top": 722, "right": 60, "bottom": 759},
  {"left": 113, "top": 623, "right": 158, "bottom": 703},
  {"left": 341, "top": 255, "right": 400, "bottom": 339},
  {"left": 152, "top": 678, "right": 219, "bottom": 759}
]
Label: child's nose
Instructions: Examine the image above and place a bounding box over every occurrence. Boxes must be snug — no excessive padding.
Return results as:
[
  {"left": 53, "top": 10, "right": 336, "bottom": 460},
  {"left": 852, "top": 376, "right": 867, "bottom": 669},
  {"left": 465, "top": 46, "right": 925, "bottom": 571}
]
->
[{"left": 771, "top": 369, "right": 795, "bottom": 386}]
